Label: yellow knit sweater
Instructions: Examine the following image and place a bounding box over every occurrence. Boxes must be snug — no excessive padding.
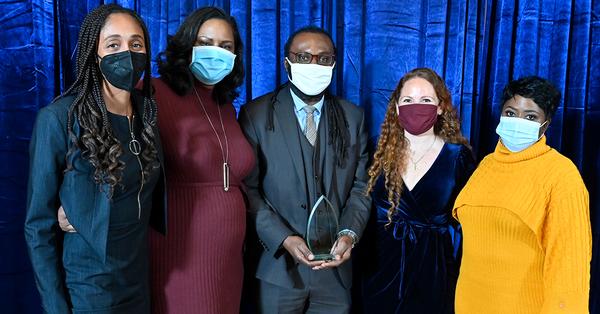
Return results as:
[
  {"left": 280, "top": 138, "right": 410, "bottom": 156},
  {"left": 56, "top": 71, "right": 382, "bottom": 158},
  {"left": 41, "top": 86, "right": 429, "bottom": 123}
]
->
[{"left": 453, "top": 137, "right": 591, "bottom": 314}]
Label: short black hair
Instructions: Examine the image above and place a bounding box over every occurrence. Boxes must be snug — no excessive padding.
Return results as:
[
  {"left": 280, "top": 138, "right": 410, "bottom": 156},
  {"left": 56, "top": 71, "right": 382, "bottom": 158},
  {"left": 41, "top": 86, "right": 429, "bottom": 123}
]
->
[
  {"left": 158, "top": 7, "right": 244, "bottom": 104},
  {"left": 501, "top": 76, "right": 561, "bottom": 120},
  {"left": 284, "top": 26, "right": 336, "bottom": 58}
]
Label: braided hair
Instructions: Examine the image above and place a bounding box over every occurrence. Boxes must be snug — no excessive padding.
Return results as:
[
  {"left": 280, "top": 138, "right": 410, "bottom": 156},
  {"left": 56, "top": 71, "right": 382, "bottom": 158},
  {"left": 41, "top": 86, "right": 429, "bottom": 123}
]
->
[
  {"left": 62, "top": 4, "right": 159, "bottom": 198},
  {"left": 267, "top": 26, "right": 350, "bottom": 168}
]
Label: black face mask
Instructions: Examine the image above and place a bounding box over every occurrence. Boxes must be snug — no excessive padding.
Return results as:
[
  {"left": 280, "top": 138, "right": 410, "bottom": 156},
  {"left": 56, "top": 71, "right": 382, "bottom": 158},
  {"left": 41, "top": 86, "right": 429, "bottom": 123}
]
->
[{"left": 98, "top": 50, "right": 147, "bottom": 91}]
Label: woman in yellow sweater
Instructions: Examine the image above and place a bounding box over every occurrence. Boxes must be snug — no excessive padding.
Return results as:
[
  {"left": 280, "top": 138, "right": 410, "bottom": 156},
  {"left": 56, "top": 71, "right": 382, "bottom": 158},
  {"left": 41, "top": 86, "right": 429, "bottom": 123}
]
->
[{"left": 453, "top": 76, "right": 592, "bottom": 313}]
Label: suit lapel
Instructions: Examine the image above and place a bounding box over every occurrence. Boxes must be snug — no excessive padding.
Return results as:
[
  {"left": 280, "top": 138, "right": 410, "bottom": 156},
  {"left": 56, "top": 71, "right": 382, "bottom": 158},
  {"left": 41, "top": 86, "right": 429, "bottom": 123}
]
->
[{"left": 273, "top": 86, "right": 308, "bottom": 194}]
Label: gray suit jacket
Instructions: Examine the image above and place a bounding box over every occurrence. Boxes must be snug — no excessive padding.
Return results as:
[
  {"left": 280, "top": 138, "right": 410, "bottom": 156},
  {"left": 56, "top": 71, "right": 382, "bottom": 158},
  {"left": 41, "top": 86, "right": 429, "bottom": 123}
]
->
[{"left": 239, "top": 85, "right": 371, "bottom": 289}]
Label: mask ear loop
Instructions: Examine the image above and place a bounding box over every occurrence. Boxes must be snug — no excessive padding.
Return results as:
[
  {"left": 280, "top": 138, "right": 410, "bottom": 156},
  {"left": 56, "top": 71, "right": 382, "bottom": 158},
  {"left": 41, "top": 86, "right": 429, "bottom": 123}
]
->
[
  {"left": 284, "top": 57, "right": 294, "bottom": 81},
  {"left": 537, "top": 120, "right": 549, "bottom": 140}
]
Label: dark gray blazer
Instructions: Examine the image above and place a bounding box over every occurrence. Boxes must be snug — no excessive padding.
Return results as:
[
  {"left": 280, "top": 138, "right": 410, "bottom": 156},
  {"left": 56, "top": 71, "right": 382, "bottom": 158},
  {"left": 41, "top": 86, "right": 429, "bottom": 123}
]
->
[
  {"left": 24, "top": 93, "right": 167, "bottom": 313},
  {"left": 239, "top": 85, "right": 371, "bottom": 289}
]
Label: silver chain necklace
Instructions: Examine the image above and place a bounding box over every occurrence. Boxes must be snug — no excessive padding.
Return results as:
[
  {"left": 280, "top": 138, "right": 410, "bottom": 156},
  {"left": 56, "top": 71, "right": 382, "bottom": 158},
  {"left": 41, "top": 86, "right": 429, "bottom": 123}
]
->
[
  {"left": 409, "top": 136, "right": 437, "bottom": 171},
  {"left": 193, "top": 86, "right": 230, "bottom": 191}
]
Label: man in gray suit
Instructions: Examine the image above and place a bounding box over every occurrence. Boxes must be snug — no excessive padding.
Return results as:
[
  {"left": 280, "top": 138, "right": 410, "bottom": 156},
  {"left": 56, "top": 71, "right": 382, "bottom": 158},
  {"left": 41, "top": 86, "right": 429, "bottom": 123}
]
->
[{"left": 239, "top": 26, "right": 371, "bottom": 313}]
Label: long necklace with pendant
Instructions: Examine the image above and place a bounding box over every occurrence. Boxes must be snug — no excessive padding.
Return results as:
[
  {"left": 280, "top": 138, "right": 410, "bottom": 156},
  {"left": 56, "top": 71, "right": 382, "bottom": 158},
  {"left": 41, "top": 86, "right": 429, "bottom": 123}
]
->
[
  {"left": 126, "top": 114, "right": 145, "bottom": 219},
  {"left": 127, "top": 114, "right": 142, "bottom": 156},
  {"left": 193, "top": 86, "right": 230, "bottom": 192},
  {"left": 409, "top": 136, "right": 437, "bottom": 171}
]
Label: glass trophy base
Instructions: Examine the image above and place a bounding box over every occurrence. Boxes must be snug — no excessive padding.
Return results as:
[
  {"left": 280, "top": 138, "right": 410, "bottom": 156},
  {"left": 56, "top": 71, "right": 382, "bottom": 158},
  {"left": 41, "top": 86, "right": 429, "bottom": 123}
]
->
[{"left": 312, "top": 253, "right": 335, "bottom": 261}]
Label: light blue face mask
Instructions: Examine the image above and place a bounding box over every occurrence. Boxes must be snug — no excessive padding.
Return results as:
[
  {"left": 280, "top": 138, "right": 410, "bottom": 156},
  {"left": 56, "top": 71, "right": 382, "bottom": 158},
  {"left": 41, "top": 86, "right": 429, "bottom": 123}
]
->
[
  {"left": 189, "top": 46, "right": 236, "bottom": 85},
  {"left": 496, "top": 116, "right": 548, "bottom": 152}
]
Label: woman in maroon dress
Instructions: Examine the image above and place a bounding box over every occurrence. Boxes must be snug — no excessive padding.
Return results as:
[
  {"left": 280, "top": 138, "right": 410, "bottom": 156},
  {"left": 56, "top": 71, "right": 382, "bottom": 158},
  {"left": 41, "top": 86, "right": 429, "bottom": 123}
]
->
[{"left": 149, "top": 7, "right": 254, "bottom": 313}]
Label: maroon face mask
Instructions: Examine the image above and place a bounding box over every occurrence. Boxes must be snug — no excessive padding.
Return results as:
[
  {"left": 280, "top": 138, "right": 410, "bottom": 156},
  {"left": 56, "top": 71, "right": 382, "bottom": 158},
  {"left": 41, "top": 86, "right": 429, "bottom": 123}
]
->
[{"left": 396, "top": 103, "right": 439, "bottom": 135}]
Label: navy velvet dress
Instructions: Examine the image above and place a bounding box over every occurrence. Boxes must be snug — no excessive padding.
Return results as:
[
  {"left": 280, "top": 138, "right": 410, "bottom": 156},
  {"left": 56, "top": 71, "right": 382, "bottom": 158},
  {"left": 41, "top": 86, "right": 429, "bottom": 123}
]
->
[{"left": 358, "top": 143, "right": 475, "bottom": 314}]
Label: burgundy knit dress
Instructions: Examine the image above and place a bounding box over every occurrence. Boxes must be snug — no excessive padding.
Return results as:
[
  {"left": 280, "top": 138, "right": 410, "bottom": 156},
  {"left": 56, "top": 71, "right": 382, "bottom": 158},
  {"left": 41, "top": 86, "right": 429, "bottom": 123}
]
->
[{"left": 148, "top": 78, "right": 254, "bottom": 314}]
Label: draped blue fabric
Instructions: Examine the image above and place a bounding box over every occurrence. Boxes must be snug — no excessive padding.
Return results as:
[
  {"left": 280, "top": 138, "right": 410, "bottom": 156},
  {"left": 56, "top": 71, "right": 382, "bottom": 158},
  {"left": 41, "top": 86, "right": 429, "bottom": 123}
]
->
[{"left": 0, "top": 0, "right": 598, "bottom": 312}]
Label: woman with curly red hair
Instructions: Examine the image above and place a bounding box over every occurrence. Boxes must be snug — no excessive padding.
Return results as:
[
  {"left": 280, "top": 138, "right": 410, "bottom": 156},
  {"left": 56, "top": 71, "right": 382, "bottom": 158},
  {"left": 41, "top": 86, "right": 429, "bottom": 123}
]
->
[{"left": 358, "top": 67, "right": 475, "bottom": 313}]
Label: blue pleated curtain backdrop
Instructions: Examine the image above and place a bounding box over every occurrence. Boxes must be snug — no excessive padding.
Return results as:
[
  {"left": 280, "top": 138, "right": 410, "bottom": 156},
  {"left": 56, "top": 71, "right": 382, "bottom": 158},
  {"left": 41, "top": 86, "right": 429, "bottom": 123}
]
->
[{"left": 0, "top": 0, "right": 598, "bottom": 313}]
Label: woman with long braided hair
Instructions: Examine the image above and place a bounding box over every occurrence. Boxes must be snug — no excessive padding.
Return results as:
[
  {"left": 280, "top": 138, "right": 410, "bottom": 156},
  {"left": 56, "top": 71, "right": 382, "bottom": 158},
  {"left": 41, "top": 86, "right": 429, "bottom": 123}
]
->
[
  {"left": 357, "top": 68, "right": 475, "bottom": 313},
  {"left": 25, "top": 4, "right": 165, "bottom": 313}
]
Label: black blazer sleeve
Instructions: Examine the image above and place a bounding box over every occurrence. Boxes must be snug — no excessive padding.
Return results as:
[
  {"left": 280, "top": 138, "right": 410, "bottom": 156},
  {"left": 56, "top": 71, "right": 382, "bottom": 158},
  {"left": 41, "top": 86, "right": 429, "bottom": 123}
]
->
[{"left": 24, "top": 105, "right": 71, "bottom": 313}]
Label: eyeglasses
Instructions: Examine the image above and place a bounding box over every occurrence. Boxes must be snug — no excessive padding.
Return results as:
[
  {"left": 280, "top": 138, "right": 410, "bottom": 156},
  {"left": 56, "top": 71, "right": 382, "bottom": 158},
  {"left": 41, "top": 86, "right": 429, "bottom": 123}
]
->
[{"left": 289, "top": 51, "right": 336, "bottom": 66}]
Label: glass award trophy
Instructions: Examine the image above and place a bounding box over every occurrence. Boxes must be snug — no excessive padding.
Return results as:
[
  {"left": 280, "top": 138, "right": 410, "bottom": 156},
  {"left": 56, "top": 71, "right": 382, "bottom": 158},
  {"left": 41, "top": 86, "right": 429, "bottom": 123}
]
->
[{"left": 306, "top": 195, "right": 339, "bottom": 261}]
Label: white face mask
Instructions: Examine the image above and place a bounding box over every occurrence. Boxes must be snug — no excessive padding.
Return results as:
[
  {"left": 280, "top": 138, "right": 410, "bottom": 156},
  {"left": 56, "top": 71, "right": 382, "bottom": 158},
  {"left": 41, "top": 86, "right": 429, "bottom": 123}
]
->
[
  {"left": 496, "top": 116, "right": 548, "bottom": 152},
  {"left": 286, "top": 57, "right": 334, "bottom": 96}
]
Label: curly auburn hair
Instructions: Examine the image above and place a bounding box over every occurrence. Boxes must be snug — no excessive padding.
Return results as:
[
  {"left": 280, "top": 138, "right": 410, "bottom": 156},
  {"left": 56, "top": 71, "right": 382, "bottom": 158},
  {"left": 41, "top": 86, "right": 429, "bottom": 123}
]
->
[{"left": 366, "top": 67, "right": 469, "bottom": 225}]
